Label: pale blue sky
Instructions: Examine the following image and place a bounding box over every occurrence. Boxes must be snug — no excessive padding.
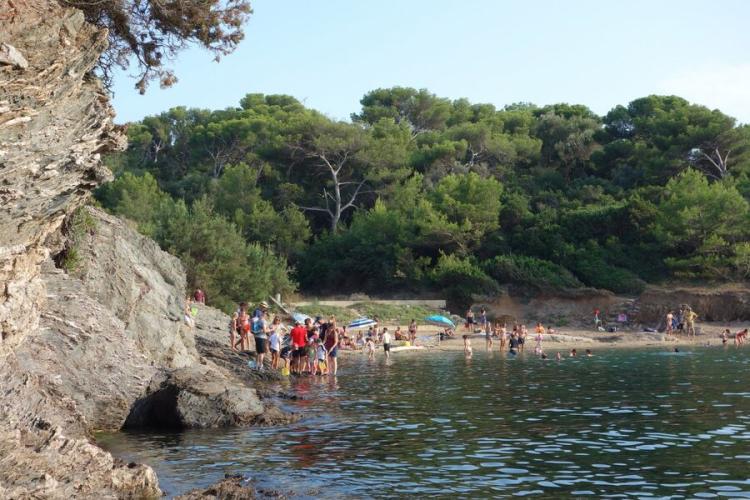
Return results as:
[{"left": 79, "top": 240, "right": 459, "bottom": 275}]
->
[{"left": 111, "top": 0, "right": 750, "bottom": 124}]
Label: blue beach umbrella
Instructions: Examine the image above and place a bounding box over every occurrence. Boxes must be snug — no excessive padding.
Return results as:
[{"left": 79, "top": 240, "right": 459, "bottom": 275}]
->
[
  {"left": 348, "top": 317, "right": 377, "bottom": 330},
  {"left": 424, "top": 315, "right": 456, "bottom": 329}
]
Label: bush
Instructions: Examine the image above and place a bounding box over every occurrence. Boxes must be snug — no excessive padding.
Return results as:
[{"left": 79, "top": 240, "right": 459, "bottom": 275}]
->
[
  {"left": 429, "top": 253, "right": 499, "bottom": 312},
  {"left": 58, "top": 207, "right": 97, "bottom": 274},
  {"left": 566, "top": 242, "right": 646, "bottom": 294},
  {"left": 484, "top": 254, "right": 583, "bottom": 291}
]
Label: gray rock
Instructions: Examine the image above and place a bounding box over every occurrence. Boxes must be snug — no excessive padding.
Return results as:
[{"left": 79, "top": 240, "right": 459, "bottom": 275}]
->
[
  {"left": 124, "top": 365, "right": 265, "bottom": 429},
  {"left": 0, "top": 42, "right": 28, "bottom": 68}
]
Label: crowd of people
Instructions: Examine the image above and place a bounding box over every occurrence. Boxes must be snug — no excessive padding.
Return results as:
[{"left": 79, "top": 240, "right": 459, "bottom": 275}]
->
[
  {"left": 664, "top": 305, "right": 699, "bottom": 338},
  {"left": 198, "top": 298, "right": 750, "bottom": 376},
  {"left": 227, "top": 302, "right": 427, "bottom": 375}
]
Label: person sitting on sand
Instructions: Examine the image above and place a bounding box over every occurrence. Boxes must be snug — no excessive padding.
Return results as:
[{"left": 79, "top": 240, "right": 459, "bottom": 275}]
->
[
  {"left": 569, "top": 348, "right": 577, "bottom": 357},
  {"left": 394, "top": 326, "right": 403, "bottom": 341}
]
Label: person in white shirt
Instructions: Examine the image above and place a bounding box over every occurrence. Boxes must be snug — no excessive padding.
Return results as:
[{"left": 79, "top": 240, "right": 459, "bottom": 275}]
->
[
  {"left": 382, "top": 327, "right": 392, "bottom": 359},
  {"left": 268, "top": 320, "right": 280, "bottom": 369}
]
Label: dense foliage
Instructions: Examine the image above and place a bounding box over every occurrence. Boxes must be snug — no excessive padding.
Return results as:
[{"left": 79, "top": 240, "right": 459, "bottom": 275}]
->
[
  {"left": 99, "top": 89, "right": 750, "bottom": 310},
  {"left": 65, "top": 0, "right": 251, "bottom": 92}
]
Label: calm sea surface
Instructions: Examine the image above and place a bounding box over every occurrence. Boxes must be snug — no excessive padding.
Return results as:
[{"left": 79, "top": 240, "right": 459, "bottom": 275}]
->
[{"left": 98, "top": 347, "right": 750, "bottom": 498}]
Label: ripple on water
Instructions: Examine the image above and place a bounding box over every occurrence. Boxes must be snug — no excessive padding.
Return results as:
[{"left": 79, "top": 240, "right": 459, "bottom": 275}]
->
[{"left": 98, "top": 348, "right": 750, "bottom": 498}]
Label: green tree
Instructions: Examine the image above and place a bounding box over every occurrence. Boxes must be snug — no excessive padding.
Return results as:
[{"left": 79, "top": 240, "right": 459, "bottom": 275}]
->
[
  {"left": 429, "top": 172, "right": 503, "bottom": 252},
  {"left": 65, "top": 0, "right": 251, "bottom": 92},
  {"left": 96, "top": 172, "right": 172, "bottom": 237},
  {"left": 654, "top": 168, "right": 750, "bottom": 278}
]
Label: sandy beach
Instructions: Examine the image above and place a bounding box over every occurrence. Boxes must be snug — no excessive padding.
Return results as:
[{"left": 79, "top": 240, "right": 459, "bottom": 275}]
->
[{"left": 338, "top": 321, "right": 748, "bottom": 357}]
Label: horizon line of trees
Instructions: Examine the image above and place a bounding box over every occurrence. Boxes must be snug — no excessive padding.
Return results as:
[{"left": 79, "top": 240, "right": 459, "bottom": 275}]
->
[{"left": 97, "top": 87, "right": 750, "bottom": 311}]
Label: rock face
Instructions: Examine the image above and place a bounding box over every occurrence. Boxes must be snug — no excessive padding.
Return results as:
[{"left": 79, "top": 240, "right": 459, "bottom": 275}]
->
[
  {"left": 0, "top": 0, "right": 157, "bottom": 496},
  {"left": 637, "top": 285, "right": 750, "bottom": 324},
  {"left": 0, "top": 0, "right": 124, "bottom": 353},
  {"left": 1, "top": 206, "right": 293, "bottom": 497},
  {"left": 72, "top": 208, "right": 197, "bottom": 368},
  {"left": 0, "top": 2, "right": 293, "bottom": 493}
]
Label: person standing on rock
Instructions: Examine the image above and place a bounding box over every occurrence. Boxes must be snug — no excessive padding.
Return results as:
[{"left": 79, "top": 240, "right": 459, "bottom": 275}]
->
[
  {"left": 193, "top": 288, "right": 206, "bottom": 304},
  {"left": 253, "top": 301, "right": 269, "bottom": 320},
  {"left": 238, "top": 305, "right": 252, "bottom": 351},
  {"left": 290, "top": 320, "right": 308, "bottom": 375},
  {"left": 252, "top": 312, "right": 269, "bottom": 369}
]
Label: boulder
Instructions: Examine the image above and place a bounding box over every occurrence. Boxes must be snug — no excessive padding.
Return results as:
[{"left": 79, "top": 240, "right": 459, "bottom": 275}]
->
[{"left": 124, "top": 365, "right": 265, "bottom": 430}]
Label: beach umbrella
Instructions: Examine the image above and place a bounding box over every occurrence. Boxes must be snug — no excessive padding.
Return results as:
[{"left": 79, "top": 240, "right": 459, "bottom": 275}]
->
[
  {"left": 348, "top": 317, "right": 377, "bottom": 330},
  {"left": 424, "top": 315, "right": 455, "bottom": 329},
  {"left": 292, "top": 312, "right": 312, "bottom": 324}
]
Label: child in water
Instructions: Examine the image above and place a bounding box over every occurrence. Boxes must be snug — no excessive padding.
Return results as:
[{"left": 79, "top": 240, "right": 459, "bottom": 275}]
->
[
  {"left": 365, "top": 335, "right": 375, "bottom": 360},
  {"left": 316, "top": 339, "right": 328, "bottom": 375},
  {"left": 569, "top": 348, "right": 577, "bottom": 357},
  {"left": 463, "top": 334, "right": 473, "bottom": 357}
]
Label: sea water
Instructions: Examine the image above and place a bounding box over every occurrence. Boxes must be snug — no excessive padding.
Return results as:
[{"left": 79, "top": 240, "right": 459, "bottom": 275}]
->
[{"left": 98, "top": 347, "right": 750, "bottom": 498}]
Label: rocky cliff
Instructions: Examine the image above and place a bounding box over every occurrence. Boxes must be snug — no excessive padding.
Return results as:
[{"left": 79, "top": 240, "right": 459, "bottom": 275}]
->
[
  {"left": 0, "top": 2, "right": 291, "bottom": 497},
  {"left": 1, "top": 205, "right": 294, "bottom": 498}
]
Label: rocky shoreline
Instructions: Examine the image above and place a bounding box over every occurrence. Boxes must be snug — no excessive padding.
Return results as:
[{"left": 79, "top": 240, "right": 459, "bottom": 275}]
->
[{"left": 1, "top": 206, "right": 299, "bottom": 498}]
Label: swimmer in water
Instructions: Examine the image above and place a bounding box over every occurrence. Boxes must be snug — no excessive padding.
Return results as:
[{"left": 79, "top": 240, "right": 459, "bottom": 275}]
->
[
  {"left": 585, "top": 349, "right": 592, "bottom": 357},
  {"left": 555, "top": 352, "right": 561, "bottom": 361},
  {"left": 673, "top": 347, "right": 680, "bottom": 353},
  {"left": 569, "top": 348, "right": 577, "bottom": 357}
]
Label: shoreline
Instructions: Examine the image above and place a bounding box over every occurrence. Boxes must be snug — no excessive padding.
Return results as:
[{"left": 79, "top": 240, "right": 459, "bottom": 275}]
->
[{"left": 337, "top": 321, "right": 743, "bottom": 357}]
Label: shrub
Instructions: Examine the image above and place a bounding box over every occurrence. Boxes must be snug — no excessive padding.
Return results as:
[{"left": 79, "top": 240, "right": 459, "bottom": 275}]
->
[
  {"left": 429, "top": 253, "right": 499, "bottom": 312},
  {"left": 484, "top": 255, "right": 583, "bottom": 291}
]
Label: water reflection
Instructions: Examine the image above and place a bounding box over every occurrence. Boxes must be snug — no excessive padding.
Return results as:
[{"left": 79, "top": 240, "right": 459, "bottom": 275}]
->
[{"left": 98, "top": 347, "right": 750, "bottom": 498}]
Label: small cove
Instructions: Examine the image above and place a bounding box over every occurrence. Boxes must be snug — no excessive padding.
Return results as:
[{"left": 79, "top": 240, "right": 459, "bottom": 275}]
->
[{"left": 99, "top": 346, "right": 750, "bottom": 498}]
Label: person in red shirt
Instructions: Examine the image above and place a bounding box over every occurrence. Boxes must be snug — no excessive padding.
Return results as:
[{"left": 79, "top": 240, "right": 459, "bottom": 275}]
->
[{"left": 290, "top": 320, "right": 308, "bottom": 374}]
